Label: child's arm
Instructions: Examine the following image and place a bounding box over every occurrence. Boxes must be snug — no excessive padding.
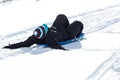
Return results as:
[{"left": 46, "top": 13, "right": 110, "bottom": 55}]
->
[
  {"left": 47, "top": 40, "right": 66, "bottom": 50},
  {"left": 3, "top": 35, "right": 38, "bottom": 49},
  {"left": 45, "top": 37, "right": 66, "bottom": 50}
]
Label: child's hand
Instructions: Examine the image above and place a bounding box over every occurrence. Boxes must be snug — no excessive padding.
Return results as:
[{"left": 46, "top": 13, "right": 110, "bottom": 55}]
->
[{"left": 3, "top": 45, "right": 10, "bottom": 49}]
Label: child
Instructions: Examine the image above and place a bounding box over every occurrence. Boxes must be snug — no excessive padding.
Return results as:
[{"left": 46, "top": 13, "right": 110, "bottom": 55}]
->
[{"left": 3, "top": 14, "right": 83, "bottom": 50}]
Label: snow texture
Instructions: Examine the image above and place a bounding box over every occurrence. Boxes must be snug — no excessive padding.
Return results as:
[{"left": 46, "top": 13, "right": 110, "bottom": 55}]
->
[{"left": 0, "top": 0, "right": 120, "bottom": 80}]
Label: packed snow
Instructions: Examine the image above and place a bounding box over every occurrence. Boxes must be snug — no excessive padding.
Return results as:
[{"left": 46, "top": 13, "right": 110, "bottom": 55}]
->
[{"left": 0, "top": 0, "right": 120, "bottom": 80}]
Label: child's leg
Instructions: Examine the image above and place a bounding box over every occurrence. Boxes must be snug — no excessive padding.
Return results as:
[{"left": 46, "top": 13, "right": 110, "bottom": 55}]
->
[
  {"left": 51, "top": 14, "right": 69, "bottom": 29},
  {"left": 67, "top": 21, "right": 83, "bottom": 38}
]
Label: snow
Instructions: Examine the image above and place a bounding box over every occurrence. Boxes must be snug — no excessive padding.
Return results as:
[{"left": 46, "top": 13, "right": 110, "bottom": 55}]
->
[
  {"left": 0, "top": 0, "right": 120, "bottom": 80},
  {"left": 82, "top": 32, "right": 120, "bottom": 51},
  {"left": 0, "top": 50, "right": 114, "bottom": 80}
]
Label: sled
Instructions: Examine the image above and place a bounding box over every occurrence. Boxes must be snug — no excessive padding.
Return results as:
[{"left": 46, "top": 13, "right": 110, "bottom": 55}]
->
[{"left": 38, "top": 33, "right": 85, "bottom": 46}]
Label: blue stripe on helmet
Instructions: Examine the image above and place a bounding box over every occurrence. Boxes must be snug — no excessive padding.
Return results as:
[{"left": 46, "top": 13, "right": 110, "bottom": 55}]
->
[{"left": 42, "top": 24, "right": 48, "bottom": 34}]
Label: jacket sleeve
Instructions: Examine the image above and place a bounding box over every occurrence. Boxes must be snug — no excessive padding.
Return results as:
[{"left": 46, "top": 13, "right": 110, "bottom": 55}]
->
[
  {"left": 44, "top": 36, "right": 66, "bottom": 50},
  {"left": 3, "top": 35, "right": 38, "bottom": 49},
  {"left": 47, "top": 40, "right": 66, "bottom": 50}
]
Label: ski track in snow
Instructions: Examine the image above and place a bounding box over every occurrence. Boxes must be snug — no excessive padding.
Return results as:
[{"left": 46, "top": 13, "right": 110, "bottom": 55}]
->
[
  {"left": 0, "top": 4, "right": 120, "bottom": 80},
  {"left": 87, "top": 50, "right": 120, "bottom": 80}
]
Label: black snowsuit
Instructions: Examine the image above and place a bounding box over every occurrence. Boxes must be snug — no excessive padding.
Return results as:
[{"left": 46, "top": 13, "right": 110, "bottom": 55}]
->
[{"left": 3, "top": 14, "right": 83, "bottom": 50}]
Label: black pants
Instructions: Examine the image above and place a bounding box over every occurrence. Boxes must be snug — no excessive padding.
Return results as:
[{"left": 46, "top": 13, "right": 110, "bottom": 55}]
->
[{"left": 51, "top": 14, "right": 84, "bottom": 38}]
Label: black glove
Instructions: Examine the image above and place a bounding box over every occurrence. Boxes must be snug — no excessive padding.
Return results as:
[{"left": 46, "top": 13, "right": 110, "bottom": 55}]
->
[
  {"left": 3, "top": 44, "right": 16, "bottom": 49},
  {"left": 3, "top": 45, "right": 10, "bottom": 49}
]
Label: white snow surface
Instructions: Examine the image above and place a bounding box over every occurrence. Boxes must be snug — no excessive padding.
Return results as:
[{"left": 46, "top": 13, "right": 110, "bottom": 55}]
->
[{"left": 0, "top": 0, "right": 120, "bottom": 80}]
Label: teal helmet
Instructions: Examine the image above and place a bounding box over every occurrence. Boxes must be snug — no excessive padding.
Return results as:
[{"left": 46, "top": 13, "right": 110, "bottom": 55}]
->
[{"left": 33, "top": 24, "right": 48, "bottom": 39}]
